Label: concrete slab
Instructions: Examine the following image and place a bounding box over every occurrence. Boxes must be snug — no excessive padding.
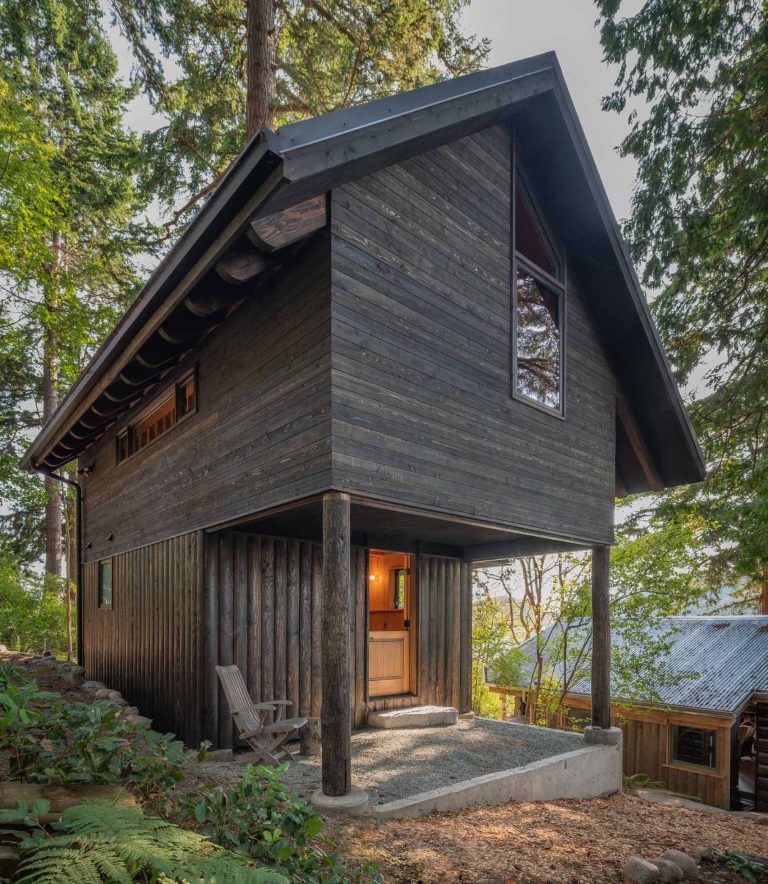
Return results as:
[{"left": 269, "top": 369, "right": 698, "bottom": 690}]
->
[
  {"left": 373, "top": 740, "right": 623, "bottom": 819},
  {"left": 367, "top": 705, "right": 458, "bottom": 729},
  {"left": 311, "top": 786, "right": 369, "bottom": 816}
]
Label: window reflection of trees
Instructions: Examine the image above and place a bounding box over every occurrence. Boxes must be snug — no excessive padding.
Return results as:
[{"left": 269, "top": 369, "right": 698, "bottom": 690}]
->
[{"left": 516, "top": 269, "right": 560, "bottom": 410}]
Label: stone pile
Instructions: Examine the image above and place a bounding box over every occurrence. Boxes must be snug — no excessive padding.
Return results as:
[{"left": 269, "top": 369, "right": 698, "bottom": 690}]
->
[
  {"left": 623, "top": 848, "right": 704, "bottom": 882},
  {"left": 25, "top": 652, "right": 153, "bottom": 730}
]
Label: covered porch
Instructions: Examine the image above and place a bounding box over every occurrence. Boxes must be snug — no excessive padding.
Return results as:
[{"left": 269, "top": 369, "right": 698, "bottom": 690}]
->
[{"left": 208, "top": 490, "right": 617, "bottom": 813}]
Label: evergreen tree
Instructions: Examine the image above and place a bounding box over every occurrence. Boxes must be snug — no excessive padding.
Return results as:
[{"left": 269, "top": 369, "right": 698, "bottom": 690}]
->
[
  {"left": 595, "top": 0, "right": 768, "bottom": 608},
  {"left": 0, "top": 1, "right": 152, "bottom": 574},
  {"left": 110, "top": 0, "right": 489, "bottom": 229}
]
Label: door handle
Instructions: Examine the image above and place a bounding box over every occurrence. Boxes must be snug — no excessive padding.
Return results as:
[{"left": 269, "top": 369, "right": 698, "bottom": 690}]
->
[{"left": 403, "top": 619, "right": 410, "bottom": 628}]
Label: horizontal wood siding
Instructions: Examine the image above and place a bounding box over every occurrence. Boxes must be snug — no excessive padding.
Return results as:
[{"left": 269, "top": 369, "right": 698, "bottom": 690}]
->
[
  {"left": 81, "top": 531, "right": 203, "bottom": 745},
  {"left": 329, "top": 125, "right": 616, "bottom": 543},
  {"left": 204, "top": 534, "right": 468, "bottom": 747},
  {"left": 81, "top": 235, "right": 332, "bottom": 563}
]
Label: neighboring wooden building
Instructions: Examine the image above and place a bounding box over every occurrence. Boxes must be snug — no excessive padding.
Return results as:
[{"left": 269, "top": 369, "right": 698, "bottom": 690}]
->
[
  {"left": 491, "top": 616, "right": 768, "bottom": 811},
  {"left": 22, "top": 54, "right": 704, "bottom": 800}
]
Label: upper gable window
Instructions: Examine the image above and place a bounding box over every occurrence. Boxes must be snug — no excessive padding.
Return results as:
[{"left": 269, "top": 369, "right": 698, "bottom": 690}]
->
[
  {"left": 513, "top": 172, "right": 564, "bottom": 415},
  {"left": 116, "top": 371, "right": 197, "bottom": 464}
]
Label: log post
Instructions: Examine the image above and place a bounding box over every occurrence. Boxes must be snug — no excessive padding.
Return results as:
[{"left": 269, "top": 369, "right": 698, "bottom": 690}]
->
[
  {"left": 321, "top": 492, "right": 352, "bottom": 796},
  {"left": 591, "top": 545, "right": 611, "bottom": 729}
]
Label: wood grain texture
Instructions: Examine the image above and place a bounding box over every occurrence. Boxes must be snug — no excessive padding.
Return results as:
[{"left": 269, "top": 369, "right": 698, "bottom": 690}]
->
[
  {"left": 81, "top": 531, "right": 204, "bottom": 746},
  {"left": 321, "top": 493, "right": 352, "bottom": 795},
  {"left": 329, "top": 125, "right": 617, "bottom": 545},
  {"left": 80, "top": 235, "right": 332, "bottom": 563}
]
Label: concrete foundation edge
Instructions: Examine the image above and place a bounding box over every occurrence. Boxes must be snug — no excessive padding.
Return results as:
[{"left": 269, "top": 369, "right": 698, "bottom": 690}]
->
[{"left": 373, "top": 739, "right": 623, "bottom": 819}]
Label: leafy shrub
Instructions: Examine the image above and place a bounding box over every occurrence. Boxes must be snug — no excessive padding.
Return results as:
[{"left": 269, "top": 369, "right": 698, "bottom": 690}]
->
[
  {"left": 0, "top": 662, "right": 185, "bottom": 801},
  {"left": 0, "top": 556, "right": 71, "bottom": 656},
  {"left": 11, "top": 799, "right": 287, "bottom": 883},
  {"left": 187, "top": 764, "right": 380, "bottom": 883}
]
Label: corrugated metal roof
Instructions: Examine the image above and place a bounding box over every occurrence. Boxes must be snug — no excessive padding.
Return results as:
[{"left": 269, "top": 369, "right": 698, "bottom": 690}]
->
[{"left": 516, "top": 615, "right": 768, "bottom": 714}]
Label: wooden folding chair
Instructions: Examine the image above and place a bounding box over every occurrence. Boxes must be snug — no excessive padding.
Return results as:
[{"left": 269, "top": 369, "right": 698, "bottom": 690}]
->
[{"left": 216, "top": 665, "right": 307, "bottom": 766}]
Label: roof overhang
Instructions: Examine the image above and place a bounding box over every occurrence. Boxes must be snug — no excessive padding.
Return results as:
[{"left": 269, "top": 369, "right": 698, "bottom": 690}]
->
[{"left": 22, "top": 52, "right": 705, "bottom": 491}]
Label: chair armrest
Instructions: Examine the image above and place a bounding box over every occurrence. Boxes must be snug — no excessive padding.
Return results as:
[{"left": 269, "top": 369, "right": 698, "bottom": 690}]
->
[
  {"left": 263, "top": 720, "right": 302, "bottom": 733},
  {"left": 262, "top": 699, "right": 292, "bottom": 720},
  {"left": 250, "top": 703, "right": 277, "bottom": 710}
]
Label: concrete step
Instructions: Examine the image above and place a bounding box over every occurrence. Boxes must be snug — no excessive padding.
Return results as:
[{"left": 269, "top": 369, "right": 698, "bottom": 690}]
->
[{"left": 367, "top": 705, "right": 458, "bottom": 729}]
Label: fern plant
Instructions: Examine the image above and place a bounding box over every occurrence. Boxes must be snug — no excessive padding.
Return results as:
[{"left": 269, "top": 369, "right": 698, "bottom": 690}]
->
[{"left": 15, "top": 799, "right": 288, "bottom": 883}]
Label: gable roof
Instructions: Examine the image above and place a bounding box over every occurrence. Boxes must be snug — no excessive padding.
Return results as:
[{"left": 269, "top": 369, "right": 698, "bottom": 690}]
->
[
  {"left": 21, "top": 52, "right": 705, "bottom": 492},
  {"left": 515, "top": 615, "right": 768, "bottom": 714}
]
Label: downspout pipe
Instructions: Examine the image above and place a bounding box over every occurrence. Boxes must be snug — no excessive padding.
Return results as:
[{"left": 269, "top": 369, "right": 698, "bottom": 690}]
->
[{"left": 39, "top": 468, "right": 84, "bottom": 666}]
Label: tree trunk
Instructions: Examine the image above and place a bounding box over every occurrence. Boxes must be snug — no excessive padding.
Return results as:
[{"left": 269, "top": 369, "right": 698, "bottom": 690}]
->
[
  {"left": 591, "top": 545, "right": 611, "bottom": 729},
  {"left": 63, "top": 476, "right": 75, "bottom": 661},
  {"left": 43, "top": 236, "right": 62, "bottom": 579},
  {"left": 320, "top": 492, "right": 352, "bottom": 796},
  {"left": 246, "top": 0, "right": 275, "bottom": 137}
]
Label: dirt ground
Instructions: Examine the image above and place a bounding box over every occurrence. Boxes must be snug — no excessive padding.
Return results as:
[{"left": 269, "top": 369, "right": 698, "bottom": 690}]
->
[{"left": 324, "top": 792, "right": 768, "bottom": 883}]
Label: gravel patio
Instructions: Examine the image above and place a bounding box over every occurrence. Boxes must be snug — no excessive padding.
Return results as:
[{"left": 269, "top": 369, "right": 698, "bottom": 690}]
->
[{"left": 279, "top": 717, "right": 584, "bottom": 806}]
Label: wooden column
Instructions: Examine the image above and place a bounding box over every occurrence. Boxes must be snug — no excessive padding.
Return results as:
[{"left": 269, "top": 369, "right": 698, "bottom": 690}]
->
[
  {"left": 321, "top": 492, "right": 352, "bottom": 796},
  {"left": 591, "top": 544, "right": 611, "bottom": 729}
]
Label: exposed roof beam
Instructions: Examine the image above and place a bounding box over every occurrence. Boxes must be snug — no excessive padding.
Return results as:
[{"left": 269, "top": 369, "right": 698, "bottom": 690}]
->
[
  {"left": 616, "top": 388, "right": 664, "bottom": 492},
  {"left": 215, "top": 243, "right": 271, "bottom": 285},
  {"left": 247, "top": 195, "right": 326, "bottom": 252}
]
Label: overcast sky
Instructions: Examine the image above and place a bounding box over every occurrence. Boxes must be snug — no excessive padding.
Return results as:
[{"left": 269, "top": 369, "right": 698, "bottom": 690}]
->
[{"left": 461, "top": 0, "right": 638, "bottom": 225}]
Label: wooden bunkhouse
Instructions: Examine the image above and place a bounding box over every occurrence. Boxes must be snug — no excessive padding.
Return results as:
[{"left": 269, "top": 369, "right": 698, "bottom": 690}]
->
[
  {"left": 490, "top": 616, "right": 768, "bottom": 812},
  {"left": 22, "top": 53, "right": 705, "bottom": 801}
]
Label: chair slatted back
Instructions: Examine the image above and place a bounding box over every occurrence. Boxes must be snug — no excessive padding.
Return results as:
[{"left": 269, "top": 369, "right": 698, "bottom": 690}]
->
[{"left": 216, "top": 665, "right": 263, "bottom": 735}]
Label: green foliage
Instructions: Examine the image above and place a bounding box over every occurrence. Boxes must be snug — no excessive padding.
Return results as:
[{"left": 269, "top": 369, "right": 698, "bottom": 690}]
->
[
  {"left": 0, "top": 0, "right": 156, "bottom": 568},
  {"left": 14, "top": 799, "right": 287, "bottom": 884},
  {"left": 0, "top": 557, "right": 70, "bottom": 655},
  {"left": 186, "top": 763, "right": 380, "bottom": 883},
  {"left": 111, "top": 0, "right": 489, "bottom": 227},
  {"left": 622, "top": 772, "right": 664, "bottom": 789},
  {"left": 470, "top": 661, "right": 503, "bottom": 719},
  {"left": 0, "top": 663, "right": 185, "bottom": 802},
  {"left": 719, "top": 851, "right": 768, "bottom": 883},
  {"left": 595, "top": 1, "right": 768, "bottom": 600}
]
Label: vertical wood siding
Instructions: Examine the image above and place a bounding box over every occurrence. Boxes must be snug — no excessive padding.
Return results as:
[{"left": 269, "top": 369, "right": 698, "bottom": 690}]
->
[
  {"left": 203, "top": 533, "right": 470, "bottom": 747},
  {"left": 82, "top": 531, "right": 204, "bottom": 745},
  {"left": 330, "top": 124, "right": 617, "bottom": 544}
]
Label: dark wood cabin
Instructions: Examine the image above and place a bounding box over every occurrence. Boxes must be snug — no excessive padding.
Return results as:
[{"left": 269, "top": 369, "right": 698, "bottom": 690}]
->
[
  {"left": 22, "top": 53, "right": 704, "bottom": 799},
  {"left": 490, "top": 616, "right": 768, "bottom": 811}
]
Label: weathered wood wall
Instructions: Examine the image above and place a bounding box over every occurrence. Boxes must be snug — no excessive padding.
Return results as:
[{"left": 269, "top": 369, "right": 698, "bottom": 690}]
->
[
  {"left": 757, "top": 700, "right": 768, "bottom": 812},
  {"left": 329, "top": 124, "right": 617, "bottom": 545},
  {"left": 494, "top": 688, "right": 734, "bottom": 810},
  {"left": 203, "top": 531, "right": 471, "bottom": 748},
  {"left": 80, "top": 235, "right": 332, "bottom": 563},
  {"left": 81, "top": 531, "right": 204, "bottom": 745}
]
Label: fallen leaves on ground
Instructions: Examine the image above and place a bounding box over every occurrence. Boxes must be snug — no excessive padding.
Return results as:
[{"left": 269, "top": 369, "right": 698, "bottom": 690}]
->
[{"left": 326, "top": 793, "right": 768, "bottom": 883}]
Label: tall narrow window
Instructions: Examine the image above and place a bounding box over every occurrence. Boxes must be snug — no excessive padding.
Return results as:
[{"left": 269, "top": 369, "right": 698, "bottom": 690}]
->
[
  {"left": 513, "top": 172, "right": 564, "bottom": 414},
  {"left": 98, "top": 559, "right": 113, "bottom": 609}
]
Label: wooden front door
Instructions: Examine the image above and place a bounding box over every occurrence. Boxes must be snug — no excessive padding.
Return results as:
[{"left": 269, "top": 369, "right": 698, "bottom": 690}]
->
[
  {"left": 367, "top": 550, "right": 414, "bottom": 698},
  {"left": 368, "top": 630, "right": 409, "bottom": 696}
]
